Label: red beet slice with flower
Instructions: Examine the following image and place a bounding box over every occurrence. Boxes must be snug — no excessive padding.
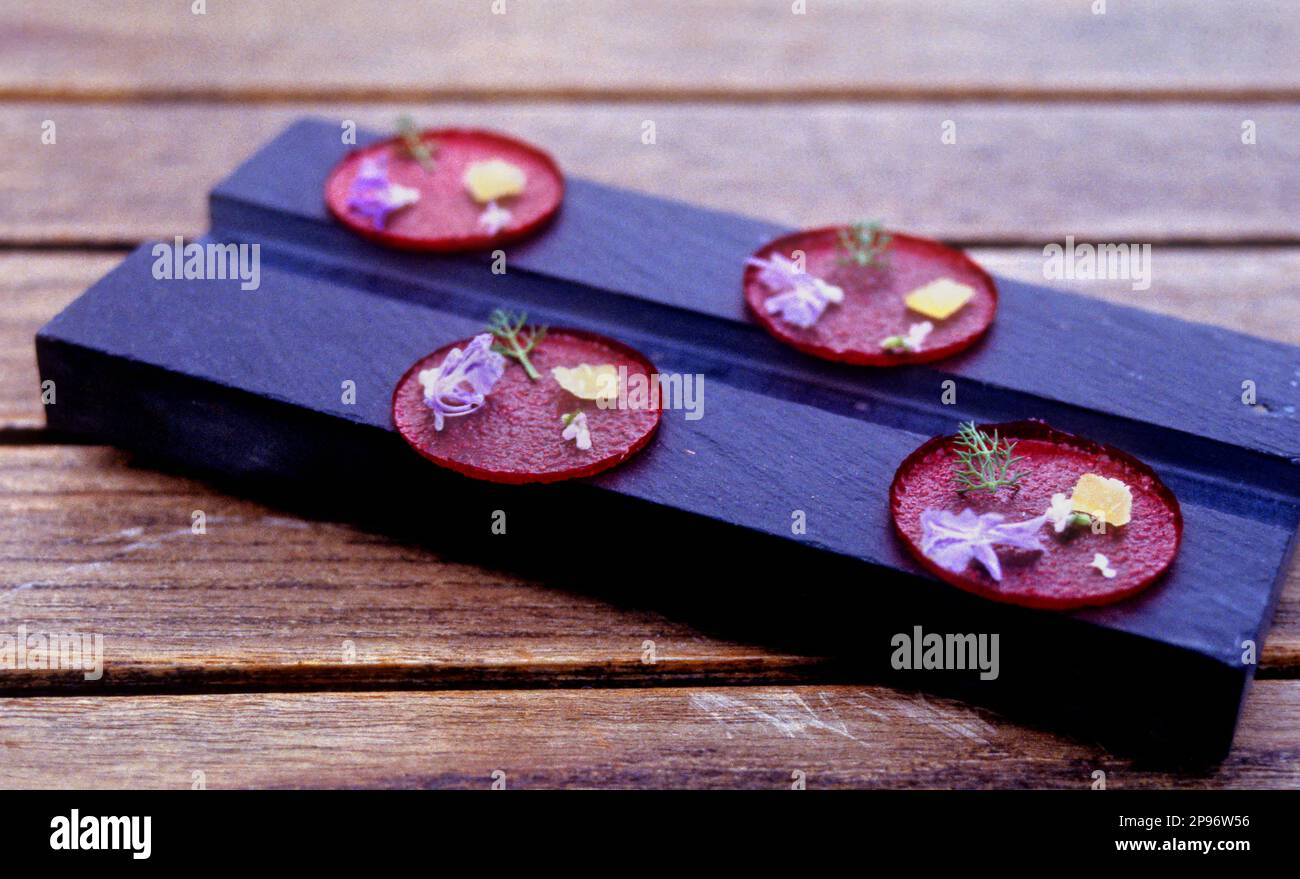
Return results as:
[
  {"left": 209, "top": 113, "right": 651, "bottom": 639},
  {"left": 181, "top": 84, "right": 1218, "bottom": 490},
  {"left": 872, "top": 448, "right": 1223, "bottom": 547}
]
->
[
  {"left": 890, "top": 421, "right": 1182, "bottom": 610},
  {"left": 325, "top": 128, "right": 564, "bottom": 252},
  {"left": 393, "top": 329, "right": 661, "bottom": 484},
  {"left": 743, "top": 227, "right": 997, "bottom": 366}
]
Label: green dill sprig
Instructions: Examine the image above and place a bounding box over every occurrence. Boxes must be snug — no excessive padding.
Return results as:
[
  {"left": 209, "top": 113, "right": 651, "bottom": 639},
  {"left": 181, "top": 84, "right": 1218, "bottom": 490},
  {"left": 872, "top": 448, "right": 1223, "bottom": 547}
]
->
[
  {"left": 837, "top": 219, "right": 891, "bottom": 268},
  {"left": 396, "top": 115, "right": 437, "bottom": 173},
  {"left": 951, "top": 421, "right": 1028, "bottom": 494},
  {"left": 487, "top": 309, "right": 547, "bottom": 381}
]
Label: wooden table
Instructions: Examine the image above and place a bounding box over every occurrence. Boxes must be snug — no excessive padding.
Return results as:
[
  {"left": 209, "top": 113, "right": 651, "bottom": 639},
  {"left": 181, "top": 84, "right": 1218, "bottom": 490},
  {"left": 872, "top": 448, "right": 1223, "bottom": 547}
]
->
[{"left": 2, "top": 0, "right": 1298, "bottom": 788}]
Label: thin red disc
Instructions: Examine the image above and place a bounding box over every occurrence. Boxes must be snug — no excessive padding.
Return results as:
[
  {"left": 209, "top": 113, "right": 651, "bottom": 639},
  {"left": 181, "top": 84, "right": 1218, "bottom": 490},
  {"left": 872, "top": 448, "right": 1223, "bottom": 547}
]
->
[
  {"left": 890, "top": 421, "right": 1182, "bottom": 610},
  {"left": 744, "top": 228, "right": 997, "bottom": 366},
  {"left": 393, "top": 329, "right": 661, "bottom": 484},
  {"left": 325, "top": 128, "right": 564, "bottom": 252}
]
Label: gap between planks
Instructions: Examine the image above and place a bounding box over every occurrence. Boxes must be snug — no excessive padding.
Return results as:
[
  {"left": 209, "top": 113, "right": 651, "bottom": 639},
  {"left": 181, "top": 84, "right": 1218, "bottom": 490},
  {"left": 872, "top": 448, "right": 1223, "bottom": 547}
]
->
[{"left": 1, "top": 659, "right": 1295, "bottom": 700}]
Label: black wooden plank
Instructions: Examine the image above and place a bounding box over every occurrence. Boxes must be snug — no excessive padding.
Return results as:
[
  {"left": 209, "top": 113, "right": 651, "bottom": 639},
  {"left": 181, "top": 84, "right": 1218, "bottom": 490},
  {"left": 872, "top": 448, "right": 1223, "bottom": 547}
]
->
[{"left": 34, "top": 118, "right": 1300, "bottom": 758}]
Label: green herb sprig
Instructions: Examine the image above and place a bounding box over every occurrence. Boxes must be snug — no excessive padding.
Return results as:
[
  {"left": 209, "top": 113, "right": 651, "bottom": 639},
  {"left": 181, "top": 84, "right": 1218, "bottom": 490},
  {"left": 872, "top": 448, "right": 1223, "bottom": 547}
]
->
[
  {"left": 837, "top": 219, "right": 891, "bottom": 268},
  {"left": 951, "top": 422, "right": 1028, "bottom": 494},
  {"left": 487, "top": 309, "right": 547, "bottom": 381},
  {"left": 396, "top": 115, "right": 437, "bottom": 173}
]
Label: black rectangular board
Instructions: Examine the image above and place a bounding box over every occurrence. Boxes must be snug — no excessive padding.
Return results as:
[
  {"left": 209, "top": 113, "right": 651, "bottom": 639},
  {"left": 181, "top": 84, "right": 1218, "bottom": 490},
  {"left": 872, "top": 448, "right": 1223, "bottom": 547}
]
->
[{"left": 37, "top": 119, "right": 1300, "bottom": 760}]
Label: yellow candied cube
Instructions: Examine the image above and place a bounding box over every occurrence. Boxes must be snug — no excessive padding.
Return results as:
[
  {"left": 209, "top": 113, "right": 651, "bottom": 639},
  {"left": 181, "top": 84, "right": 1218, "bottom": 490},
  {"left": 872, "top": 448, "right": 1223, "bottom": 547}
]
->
[
  {"left": 551, "top": 364, "right": 619, "bottom": 401},
  {"left": 1070, "top": 473, "right": 1133, "bottom": 527},
  {"left": 463, "top": 159, "right": 527, "bottom": 203},
  {"left": 904, "top": 278, "right": 975, "bottom": 321}
]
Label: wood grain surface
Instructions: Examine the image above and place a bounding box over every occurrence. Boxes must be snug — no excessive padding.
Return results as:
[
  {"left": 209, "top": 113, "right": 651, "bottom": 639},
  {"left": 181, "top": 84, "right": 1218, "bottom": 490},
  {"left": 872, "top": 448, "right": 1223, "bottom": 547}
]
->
[
  {"left": 0, "top": 445, "right": 819, "bottom": 691},
  {"left": 4, "top": 1, "right": 1297, "bottom": 100},
  {"left": 4, "top": 103, "right": 1297, "bottom": 245},
  {"left": 3, "top": 0, "right": 1298, "bottom": 788},
  {"left": 2, "top": 683, "right": 1298, "bottom": 789}
]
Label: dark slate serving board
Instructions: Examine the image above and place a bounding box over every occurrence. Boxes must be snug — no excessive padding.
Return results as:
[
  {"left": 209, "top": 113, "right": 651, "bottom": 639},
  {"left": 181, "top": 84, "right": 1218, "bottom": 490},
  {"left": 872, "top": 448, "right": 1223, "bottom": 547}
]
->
[{"left": 37, "top": 119, "right": 1300, "bottom": 760}]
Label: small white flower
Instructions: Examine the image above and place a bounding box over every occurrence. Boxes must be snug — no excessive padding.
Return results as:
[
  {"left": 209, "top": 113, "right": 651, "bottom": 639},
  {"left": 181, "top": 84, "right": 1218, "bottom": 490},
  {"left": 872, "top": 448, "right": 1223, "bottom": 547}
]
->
[
  {"left": 904, "top": 321, "right": 933, "bottom": 349},
  {"left": 477, "top": 200, "right": 513, "bottom": 235},
  {"left": 387, "top": 182, "right": 420, "bottom": 211},
  {"left": 1091, "top": 553, "right": 1117, "bottom": 579},
  {"left": 562, "top": 411, "right": 592, "bottom": 451},
  {"left": 881, "top": 321, "right": 934, "bottom": 353},
  {"left": 1046, "top": 492, "right": 1075, "bottom": 533}
]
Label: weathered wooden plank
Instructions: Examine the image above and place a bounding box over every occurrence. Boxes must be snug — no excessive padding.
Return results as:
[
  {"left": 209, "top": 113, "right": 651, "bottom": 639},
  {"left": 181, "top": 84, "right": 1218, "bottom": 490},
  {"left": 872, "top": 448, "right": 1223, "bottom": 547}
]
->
[
  {"left": 6, "top": 103, "right": 1297, "bottom": 244},
  {"left": 4, "top": 0, "right": 1297, "bottom": 99},
  {"left": 0, "top": 444, "right": 817, "bottom": 690},
  {"left": 966, "top": 247, "right": 1300, "bottom": 347},
  {"left": 0, "top": 253, "right": 121, "bottom": 431},
  {"left": 1, "top": 683, "right": 1297, "bottom": 789}
]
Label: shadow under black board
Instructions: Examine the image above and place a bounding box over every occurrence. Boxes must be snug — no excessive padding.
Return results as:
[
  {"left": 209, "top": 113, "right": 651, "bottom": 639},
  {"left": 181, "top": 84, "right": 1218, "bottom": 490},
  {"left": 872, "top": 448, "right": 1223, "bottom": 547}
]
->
[{"left": 35, "top": 118, "right": 1300, "bottom": 761}]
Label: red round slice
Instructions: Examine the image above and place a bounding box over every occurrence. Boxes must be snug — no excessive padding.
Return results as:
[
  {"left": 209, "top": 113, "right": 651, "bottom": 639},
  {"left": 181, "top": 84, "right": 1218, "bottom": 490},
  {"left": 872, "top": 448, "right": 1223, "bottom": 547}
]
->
[
  {"left": 393, "top": 329, "right": 661, "bottom": 484},
  {"left": 890, "top": 421, "right": 1182, "bottom": 610},
  {"left": 744, "top": 228, "right": 997, "bottom": 366},
  {"left": 325, "top": 128, "right": 564, "bottom": 252}
]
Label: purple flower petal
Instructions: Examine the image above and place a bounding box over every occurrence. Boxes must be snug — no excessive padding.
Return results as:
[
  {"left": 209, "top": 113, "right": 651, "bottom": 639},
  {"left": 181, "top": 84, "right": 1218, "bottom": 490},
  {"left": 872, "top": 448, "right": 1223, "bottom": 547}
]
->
[
  {"left": 764, "top": 288, "right": 822, "bottom": 328},
  {"left": 970, "top": 541, "right": 1003, "bottom": 582},
  {"left": 417, "top": 333, "right": 507, "bottom": 431},
  {"left": 347, "top": 156, "right": 420, "bottom": 229},
  {"left": 747, "top": 254, "right": 804, "bottom": 292},
  {"left": 919, "top": 508, "right": 1048, "bottom": 582},
  {"left": 749, "top": 255, "right": 845, "bottom": 329}
]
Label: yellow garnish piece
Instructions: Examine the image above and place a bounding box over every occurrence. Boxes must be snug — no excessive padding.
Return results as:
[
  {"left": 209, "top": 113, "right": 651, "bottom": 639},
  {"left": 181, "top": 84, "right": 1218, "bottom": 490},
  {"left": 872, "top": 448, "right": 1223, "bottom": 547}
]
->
[
  {"left": 904, "top": 278, "right": 975, "bottom": 321},
  {"left": 1069, "top": 473, "right": 1133, "bottom": 527},
  {"left": 463, "top": 159, "right": 527, "bottom": 203},
  {"left": 551, "top": 364, "right": 619, "bottom": 401}
]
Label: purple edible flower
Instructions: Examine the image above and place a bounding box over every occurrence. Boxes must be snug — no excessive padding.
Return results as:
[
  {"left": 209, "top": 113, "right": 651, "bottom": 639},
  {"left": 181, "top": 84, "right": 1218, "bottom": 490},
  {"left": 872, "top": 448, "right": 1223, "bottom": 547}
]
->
[
  {"left": 747, "top": 253, "right": 806, "bottom": 292},
  {"left": 346, "top": 156, "right": 420, "bottom": 229},
  {"left": 919, "top": 508, "right": 1048, "bottom": 582},
  {"left": 417, "top": 333, "right": 507, "bottom": 431},
  {"left": 747, "top": 255, "right": 844, "bottom": 329}
]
